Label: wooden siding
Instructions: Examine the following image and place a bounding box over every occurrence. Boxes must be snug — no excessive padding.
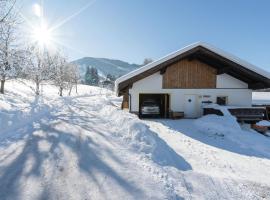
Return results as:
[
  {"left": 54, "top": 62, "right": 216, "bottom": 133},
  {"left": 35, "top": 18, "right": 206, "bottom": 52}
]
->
[
  {"left": 163, "top": 59, "right": 217, "bottom": 88},
  {"left": 121, "top": 92, "right": 129, "bottom": 109}
]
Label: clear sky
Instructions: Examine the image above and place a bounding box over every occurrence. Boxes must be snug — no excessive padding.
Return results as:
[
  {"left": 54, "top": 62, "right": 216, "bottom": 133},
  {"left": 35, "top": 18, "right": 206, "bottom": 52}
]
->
[{"left": 22, "top": 0, "right": 270, "bottom": 71}]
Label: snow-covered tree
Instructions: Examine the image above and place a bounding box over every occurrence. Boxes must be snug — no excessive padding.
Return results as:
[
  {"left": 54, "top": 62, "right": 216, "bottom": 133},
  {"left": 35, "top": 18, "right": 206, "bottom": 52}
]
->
[
  {"left": 50, "top": 53, "right": 80, "bottom": 96},
  {"left": 66, "top": 63, "right": 80, "bottom": 95},
  {"left": 23, "top": 46, "right": 53, "bottom": 95},
  {"left": 50, "top": 53, "right": 70, "bottom": 96},
  {"left": 0, "top": 3, "right": 21, "bottom": 94},
  {"left": 101, "top": 73, "right": 115, "bottom": 91},
  {"left": 106, "top": 74, "right": 116, "bottom": 82},
  {"left": 0, "top": 0, "right": 16, "bottom": 23}
]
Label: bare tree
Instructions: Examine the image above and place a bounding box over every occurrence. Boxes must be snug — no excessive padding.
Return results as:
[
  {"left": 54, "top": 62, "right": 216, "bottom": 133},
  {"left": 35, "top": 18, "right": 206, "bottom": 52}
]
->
[
  {"left": 67, "top": 63, "right": 80, "bottom": 95},
  {"left": 0, "top": 7, "right": 21, "bottom": 94},
  {"left": 50, "top": 53, "right": 70, "bottom": 96},
  {"left": 0, "top": 0, "right": 16, "bottom": 23},
  {"left": 51, "top": 55, "right": 80, "bottom": 97},
  {"left": 23, "top": 46, "right": 53, "bottom": 95}
]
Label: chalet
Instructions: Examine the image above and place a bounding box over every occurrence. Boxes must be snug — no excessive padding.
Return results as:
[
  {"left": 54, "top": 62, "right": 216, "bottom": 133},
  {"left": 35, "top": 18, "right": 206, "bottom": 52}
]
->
[{"left": 115, "top": 42, "right": 270, "bottom": 118}]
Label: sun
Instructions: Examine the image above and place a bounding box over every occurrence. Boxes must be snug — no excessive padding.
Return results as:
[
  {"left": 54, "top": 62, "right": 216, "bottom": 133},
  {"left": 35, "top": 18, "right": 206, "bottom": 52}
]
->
[{"left": 32, "top": 24, "right": 52, "bottom": 47}]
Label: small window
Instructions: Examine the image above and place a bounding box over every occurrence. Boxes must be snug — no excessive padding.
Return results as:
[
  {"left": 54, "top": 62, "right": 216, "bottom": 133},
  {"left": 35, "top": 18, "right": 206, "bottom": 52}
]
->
[{"left": 217, "top": 96, "right": 228, "bottom": 105}]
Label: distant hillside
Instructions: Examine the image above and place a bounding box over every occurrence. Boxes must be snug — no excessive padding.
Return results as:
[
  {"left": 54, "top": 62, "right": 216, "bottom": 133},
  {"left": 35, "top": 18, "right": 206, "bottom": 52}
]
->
[{"left": 73, "top": 57, "right": 141, "bottom": 79}]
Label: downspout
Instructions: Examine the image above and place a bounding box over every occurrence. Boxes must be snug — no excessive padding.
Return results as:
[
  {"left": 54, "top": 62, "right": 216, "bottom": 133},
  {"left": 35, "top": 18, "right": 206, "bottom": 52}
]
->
[{"left": 128, "top": 93, "right": 131, "bottom": 112}]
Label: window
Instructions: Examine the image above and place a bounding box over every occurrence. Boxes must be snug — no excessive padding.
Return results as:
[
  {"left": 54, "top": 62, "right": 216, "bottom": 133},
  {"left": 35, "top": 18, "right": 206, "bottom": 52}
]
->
[{"left": 216, "top": 96, "right": 228, "bottom": 105}]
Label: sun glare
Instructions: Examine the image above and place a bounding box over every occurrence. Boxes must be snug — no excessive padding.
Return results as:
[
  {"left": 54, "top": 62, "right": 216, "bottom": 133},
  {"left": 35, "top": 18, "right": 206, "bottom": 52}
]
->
[
  {"left": 24, "top": 1, "right": 95, "bottom": 52},
  {"left": 30, "top": 3, "right": 54, "bottom": 49},
  {"left": 32, "top": 24, "right": 53, "bottom": 47}
]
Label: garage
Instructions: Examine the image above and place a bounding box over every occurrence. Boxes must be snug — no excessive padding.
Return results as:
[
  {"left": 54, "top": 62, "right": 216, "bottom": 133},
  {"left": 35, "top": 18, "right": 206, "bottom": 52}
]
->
[{"left": 139, "top": 94, "right": 170, "bottom": 118}]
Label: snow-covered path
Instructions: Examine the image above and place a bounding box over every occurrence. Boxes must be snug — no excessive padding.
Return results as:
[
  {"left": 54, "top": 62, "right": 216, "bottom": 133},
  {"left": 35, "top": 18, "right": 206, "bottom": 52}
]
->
[{"left": 0, "top": 94, "right": 174, "bottom": 200}]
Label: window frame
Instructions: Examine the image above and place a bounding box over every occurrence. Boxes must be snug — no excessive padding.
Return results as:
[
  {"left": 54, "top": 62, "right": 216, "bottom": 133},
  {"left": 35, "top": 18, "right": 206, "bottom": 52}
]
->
[{"left": 216, "top": 96, "right": 228, "bottom": 106}]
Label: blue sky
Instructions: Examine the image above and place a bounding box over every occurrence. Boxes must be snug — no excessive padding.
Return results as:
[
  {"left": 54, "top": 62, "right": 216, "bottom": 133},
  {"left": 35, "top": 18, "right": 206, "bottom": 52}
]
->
[{"left": 22, "top": 0, "right": 270, "bottom": 71}]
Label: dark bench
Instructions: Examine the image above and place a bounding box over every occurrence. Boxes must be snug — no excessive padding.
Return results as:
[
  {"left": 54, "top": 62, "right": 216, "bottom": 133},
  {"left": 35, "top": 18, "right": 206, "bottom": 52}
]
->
[{"left": 203, "top": 107, "right": 266, "bottom": 123}]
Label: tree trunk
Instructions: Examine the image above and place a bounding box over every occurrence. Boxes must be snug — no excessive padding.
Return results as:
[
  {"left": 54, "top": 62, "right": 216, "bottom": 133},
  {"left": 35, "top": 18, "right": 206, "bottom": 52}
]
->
[
  {"left": 75, "top": 82, "right": 78, "bottom": 94},
  {"left": 35, "top": 81, "right": 40, "bottom": 95},
  {"left": 0, "top": 80, "right": 5, "bottom": 94},
  {"left": 59, "top": 87, "right": 63, "bottom": 96},
  {"left": 68, "top": 86, "right": 72, "bottom": 96}
]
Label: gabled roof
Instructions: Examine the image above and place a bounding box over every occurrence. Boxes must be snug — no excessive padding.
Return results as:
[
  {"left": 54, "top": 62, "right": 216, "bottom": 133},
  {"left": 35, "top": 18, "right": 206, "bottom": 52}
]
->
[{"left": 115, "top": 42, "right": 270, "bottom": 96}]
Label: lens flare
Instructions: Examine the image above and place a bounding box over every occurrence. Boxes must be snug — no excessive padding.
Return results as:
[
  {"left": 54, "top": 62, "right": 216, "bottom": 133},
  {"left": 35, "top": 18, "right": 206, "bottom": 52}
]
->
[{"left": 32, "top": 23, "right": 52, "bottom": 47}]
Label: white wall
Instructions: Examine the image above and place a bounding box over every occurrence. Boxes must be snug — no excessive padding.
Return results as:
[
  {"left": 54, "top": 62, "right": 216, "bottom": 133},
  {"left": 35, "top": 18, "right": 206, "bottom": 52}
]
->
[
  {"left": 129, "top": 72, "right": 252, "bottom": 117},
  {"left": 217, "top": 74, "right": 248, "bottom": 88}
]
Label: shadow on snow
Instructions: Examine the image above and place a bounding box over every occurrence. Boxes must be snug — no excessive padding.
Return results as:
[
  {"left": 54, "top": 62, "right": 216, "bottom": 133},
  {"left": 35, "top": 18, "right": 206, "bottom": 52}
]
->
[
  {"left": 154, "top": 119, "right": 270, "bottom": 160},
  {"left": 0, "top": 95, "right": 192, "bottom": 200}
]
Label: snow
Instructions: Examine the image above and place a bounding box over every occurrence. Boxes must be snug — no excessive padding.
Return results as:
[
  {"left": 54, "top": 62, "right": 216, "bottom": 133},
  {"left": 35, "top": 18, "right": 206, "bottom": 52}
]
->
[
  {"left": 115, "top": 42, "right": 270, "bottom": 94},
  {"left": 194, "top": 114, "right": 241, "bottom": 136},
  {"left": 1, "top": 79, "right": 270, "bottom": 199},
  {"left": 203, "top": 103, "right": 235, "bottom": 115},
  {"left": 0, "top": 80, "right": 177, "bottom": 199},
  {"left": 144, "top": 118, "right": 270, "bottom": 199},
  {"left": 257, "top": 120, "right": 270, "bottom": 126}
]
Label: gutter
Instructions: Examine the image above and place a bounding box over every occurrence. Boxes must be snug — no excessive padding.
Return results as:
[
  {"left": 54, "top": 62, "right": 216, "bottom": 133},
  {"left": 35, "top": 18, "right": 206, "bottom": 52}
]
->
[{"left": 129, "top": 93, "right": 131, "bottom": 112}]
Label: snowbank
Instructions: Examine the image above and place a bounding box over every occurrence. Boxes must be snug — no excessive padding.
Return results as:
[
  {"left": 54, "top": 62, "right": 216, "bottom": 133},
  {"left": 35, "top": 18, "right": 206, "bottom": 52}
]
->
[
  {"left": 257, "top": 120, "right": 270, "bottom": 126},
  {"left": 100, "top": 105, "right": 191, "bottom": 170},
  {"left": 194, "top": 114, "right": 241, "bottom": 136},
  {"left": 195, "top": 114, "right": 270, "bottom": 156}
]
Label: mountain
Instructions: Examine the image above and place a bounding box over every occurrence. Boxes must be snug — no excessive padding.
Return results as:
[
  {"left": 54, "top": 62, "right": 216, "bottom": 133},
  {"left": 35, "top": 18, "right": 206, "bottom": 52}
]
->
[{"left": 73, "top": 57, "right": 141, "bottom": 79}]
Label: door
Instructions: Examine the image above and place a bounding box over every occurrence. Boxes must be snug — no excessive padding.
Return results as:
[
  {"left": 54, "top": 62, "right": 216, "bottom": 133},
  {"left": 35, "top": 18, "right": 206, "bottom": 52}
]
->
[{"left": 184, "top": 95, "right": 197, "bottom": 118}]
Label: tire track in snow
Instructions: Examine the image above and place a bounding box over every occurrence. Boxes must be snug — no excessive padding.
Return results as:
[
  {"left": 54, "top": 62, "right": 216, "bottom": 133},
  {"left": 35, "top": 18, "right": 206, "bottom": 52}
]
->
[{"left": 66, "top": 95, "right": 180, "bottom": 199}]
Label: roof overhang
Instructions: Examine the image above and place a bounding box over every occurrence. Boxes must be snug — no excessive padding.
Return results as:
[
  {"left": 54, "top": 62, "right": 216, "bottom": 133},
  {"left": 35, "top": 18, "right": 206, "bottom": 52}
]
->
[{"left": 115, "top": 42, "right": 270, "bottom": 96}]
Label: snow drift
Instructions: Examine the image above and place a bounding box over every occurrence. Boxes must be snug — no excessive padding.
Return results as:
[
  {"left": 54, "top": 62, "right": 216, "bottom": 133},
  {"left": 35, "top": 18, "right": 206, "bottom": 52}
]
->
[
  {"left": 194, "top": 114, "right": 241, "bottom": 136},
  {"left": 194, "top": 114, "right": 270, "bottom": 158},
  {"left": 100, "top": 105, "right": 192, "bottom": 171}
]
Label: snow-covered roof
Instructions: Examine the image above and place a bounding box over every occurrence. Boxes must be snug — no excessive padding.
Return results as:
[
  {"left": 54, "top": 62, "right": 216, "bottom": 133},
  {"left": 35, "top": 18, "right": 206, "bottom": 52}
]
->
[{"left": 115, "top": 42, "right": 270, "bottom": 95}]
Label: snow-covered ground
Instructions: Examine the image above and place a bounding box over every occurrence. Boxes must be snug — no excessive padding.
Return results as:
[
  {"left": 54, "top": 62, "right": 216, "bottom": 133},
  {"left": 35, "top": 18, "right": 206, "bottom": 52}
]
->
[{"left": 0, "top": 80, "right": 270, "bottom": 200}]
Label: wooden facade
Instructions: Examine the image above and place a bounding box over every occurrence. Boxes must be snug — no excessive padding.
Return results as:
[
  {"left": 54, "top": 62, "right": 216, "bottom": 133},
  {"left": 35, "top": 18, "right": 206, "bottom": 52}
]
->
[
  {"left": 163, "top": 59, "right": 217, "bottom": 89},
  {"left": 121, "top": 92, "right": 129, "bottom": 109}
]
